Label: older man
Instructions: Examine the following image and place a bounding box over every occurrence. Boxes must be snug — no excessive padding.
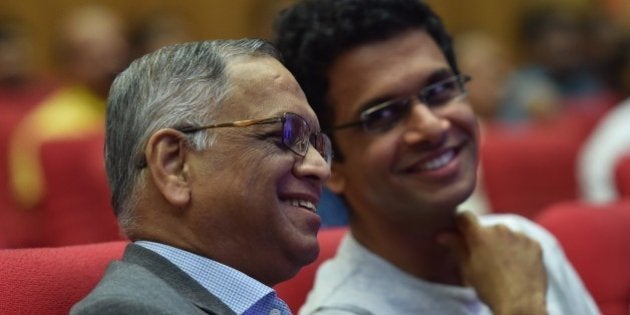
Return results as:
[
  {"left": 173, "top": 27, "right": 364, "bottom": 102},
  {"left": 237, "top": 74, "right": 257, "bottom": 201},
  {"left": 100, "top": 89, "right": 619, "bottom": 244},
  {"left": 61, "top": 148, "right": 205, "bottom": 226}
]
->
[
  {"left": 71, "top": 39, "right": 332, "bottom": 314},
  {"left": 274, "top": 0, "right": 599, "bottom": 314}
]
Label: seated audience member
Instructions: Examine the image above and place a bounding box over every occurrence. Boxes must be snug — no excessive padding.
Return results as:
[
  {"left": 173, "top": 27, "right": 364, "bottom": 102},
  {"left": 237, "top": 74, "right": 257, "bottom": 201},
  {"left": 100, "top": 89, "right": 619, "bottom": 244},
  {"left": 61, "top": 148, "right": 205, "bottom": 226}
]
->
[
  {"left": 274, "top": 0, "right": 599, "bottom": 314},
  {"left": 578, "top": 36, "right": 630, "bottom": 203},
  {"left": 0, "top": 15, "right": 57, "bottom": 222},
  {"left": 500, "top": 5, "right": 605, "bottom": 122},
  {"left": 453, "top": 31, "right": 512, "bottom": 123},
  {"left": 7, "top": 4, "right": 130, "bottom": 210},
  {"left": 71, "top": 39, "right": 333, "bottom": 314},
  {"left": 0, "top": 14, "right": 57, "bottom": 114}
]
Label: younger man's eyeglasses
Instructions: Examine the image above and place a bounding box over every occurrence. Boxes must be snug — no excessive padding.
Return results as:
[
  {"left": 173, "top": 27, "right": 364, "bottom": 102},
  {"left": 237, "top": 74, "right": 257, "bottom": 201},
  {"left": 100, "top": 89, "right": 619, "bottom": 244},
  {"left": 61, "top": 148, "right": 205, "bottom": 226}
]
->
[
  {"left": 334, "top": 74, "right": 471, "bottom": 133},
  {"left": 179, "top": 112, "right": 333, "bottom": 165}
]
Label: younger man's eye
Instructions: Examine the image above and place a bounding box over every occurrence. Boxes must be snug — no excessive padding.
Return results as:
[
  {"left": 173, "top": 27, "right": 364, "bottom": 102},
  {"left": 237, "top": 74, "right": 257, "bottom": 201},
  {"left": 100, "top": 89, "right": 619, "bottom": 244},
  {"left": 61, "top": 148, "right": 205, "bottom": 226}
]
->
[
  {"left": 423, "top": 80, "right": 458, "bottom": 106},
  {"left": 363, "top": 99, "right": 409, "bottom": 132}
]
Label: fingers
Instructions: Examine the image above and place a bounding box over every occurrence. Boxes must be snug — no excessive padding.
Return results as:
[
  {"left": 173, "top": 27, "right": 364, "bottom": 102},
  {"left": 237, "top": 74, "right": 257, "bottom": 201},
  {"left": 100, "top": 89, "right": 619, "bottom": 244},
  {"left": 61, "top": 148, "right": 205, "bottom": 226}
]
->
[{"left": 447, "top": 215, "right": 548, "bottom": 313}]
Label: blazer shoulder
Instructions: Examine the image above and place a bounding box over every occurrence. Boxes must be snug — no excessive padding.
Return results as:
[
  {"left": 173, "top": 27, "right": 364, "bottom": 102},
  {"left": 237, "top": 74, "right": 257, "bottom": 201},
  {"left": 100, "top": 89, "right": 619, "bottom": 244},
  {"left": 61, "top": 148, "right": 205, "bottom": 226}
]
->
[{"left": 72, "top": 244, "right": 235, "bottom": 315}]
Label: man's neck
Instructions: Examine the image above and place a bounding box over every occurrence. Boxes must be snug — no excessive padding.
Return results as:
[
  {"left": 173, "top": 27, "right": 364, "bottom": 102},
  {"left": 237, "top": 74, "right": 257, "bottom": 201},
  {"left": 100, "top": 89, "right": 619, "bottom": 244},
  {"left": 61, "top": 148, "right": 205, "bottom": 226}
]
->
[{"left": 349, "top": 209, "right": 464, "bottom": 285}]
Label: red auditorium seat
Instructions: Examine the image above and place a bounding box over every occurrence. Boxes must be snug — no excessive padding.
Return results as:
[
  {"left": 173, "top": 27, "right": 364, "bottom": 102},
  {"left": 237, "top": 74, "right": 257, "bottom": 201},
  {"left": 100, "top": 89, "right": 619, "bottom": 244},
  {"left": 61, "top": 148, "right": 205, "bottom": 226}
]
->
[
  {"left": 536, "top": 200, "right": 630, "bottom": 315},
  {"left": 0, "top": 107, "right": 31, "bottom": 245},
  {"left": 615, "top": 154, "right": 630, "bottom": 198},
  {"left": 37, "top": 133, "right": 122, "bottom": 246},
  {"left": 0, "top": 228, "right": 347, "bottom": 315},
  {"left": 480, "top": 106, "right": 606, "bottom": 218},
  {"left": 1, "top": 132, "right": 123, "bottom": 247},
  {"left": 0, "top": 81, "right": 59, "bottom": 248},
  {"left": 0, "top": 241, "right": 127, "bottom": 315},
  {"left": 481, "top": 124, "right": 578, "bottom": 218}
]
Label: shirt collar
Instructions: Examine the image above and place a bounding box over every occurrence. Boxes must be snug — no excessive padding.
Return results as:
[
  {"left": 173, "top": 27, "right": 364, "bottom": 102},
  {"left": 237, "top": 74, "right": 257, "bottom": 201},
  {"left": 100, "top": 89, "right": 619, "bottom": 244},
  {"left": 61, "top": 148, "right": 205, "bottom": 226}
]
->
[{"left": 135, "top": 240, "right": 279, "bottom": 314}]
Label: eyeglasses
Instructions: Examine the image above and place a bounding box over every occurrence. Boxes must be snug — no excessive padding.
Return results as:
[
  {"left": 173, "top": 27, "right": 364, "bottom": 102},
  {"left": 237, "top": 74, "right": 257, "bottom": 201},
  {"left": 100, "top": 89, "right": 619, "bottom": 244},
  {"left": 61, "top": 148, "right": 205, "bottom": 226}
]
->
[
  {"left": 178, "top": 112, "right": 333, "bottom": 164},
  {"left": 334, "top": 74, "right": 471, "bottom": 133}
]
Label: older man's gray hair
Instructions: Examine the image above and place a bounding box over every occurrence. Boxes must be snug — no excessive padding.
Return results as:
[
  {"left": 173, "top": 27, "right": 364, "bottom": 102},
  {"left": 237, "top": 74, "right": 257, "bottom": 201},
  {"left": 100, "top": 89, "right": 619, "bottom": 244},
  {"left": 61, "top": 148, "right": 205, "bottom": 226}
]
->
[{"left": 105, "top": 39, "right": 280, "bottom": 230}]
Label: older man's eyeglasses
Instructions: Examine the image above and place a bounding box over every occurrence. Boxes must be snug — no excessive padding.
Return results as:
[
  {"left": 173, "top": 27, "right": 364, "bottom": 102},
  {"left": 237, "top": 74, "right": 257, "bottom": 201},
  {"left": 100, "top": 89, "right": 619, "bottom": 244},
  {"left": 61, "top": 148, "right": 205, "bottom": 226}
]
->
[
  {"left": 334, "top": 74, "right": 471, "bottom": 133},
  {"left": 178, "top": 112, "right": 333, "bottom": 165}
]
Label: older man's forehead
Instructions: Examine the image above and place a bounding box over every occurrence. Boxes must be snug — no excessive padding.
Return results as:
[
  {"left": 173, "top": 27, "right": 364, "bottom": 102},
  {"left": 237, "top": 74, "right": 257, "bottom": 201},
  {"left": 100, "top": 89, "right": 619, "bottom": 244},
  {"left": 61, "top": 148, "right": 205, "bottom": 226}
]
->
[{"left": 222, "top": 57, "right": 316, "bottom": 123}]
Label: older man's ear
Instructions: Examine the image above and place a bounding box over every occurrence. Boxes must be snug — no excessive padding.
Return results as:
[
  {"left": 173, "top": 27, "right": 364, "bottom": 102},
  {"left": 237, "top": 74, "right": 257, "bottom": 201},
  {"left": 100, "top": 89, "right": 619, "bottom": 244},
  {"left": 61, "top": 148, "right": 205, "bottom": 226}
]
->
[{"left": 145, "top": 129, "right": 192, "bottom": 208}]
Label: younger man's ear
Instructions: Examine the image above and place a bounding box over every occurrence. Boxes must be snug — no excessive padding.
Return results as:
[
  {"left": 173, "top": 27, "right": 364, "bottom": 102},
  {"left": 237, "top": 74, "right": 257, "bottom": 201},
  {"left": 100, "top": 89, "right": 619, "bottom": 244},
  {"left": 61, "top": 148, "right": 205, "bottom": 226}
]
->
[
  {"left": 145, "top": 129, "right": 191, "bottom": 207},
  {"left": 326, "top": 163, "right": 346, "bottom": 194}
]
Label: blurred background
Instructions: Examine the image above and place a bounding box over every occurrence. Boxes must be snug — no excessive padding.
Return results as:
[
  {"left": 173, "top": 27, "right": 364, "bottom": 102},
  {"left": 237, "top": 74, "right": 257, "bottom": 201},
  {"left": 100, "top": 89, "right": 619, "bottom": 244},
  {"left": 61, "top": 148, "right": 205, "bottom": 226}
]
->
[
  {"left": 0, "top": 0, "right": 629, "bottom": 244},
  {"left": 1, "top": 0, "right": 630, "bottom": 313},
  {"left": 0, "top": 0, "right": 628, "bottom": 73}
]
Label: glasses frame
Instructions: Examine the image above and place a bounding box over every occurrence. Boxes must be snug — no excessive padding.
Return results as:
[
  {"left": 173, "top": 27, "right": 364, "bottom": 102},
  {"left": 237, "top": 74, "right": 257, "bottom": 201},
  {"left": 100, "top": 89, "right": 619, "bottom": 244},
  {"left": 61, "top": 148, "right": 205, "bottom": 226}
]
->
[
  {"left": 334, "top": 74, "right": 471, "bottom": 133},
  {"left": 177, "top": 112, "right": 333, "bottom": 164}
]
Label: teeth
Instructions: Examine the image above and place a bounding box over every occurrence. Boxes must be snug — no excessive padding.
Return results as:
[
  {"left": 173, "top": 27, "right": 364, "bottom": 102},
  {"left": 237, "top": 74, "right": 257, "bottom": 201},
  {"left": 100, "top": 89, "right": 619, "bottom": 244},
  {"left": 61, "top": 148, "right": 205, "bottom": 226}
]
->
[
  {"left": 288, "top": 199, "right": 317, "bottom": 212},
  {"left": 418, "top": 150, "right": 454, "bottom": 171}
]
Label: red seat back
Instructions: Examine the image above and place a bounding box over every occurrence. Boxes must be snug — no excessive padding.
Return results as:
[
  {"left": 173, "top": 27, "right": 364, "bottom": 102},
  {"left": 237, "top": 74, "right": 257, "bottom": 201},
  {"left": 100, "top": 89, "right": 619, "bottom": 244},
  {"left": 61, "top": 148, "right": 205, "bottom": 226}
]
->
[
  {"left": 1, "top": 133, "right": 123, "bottom": 247},
  {"left": 615, "top": 155, "right": 630, "bottom": 198},
  {"left": 536, "top": 200, "right": 630, "bottom": 315},
  {"left": 0, "top": 228, "right": 347, "bottom": 315},
  {"left": 37, "top": 133, "right": 122, "bottom": 246},
  {"left": 481, "top": 124, "right": 578, "bottom": 217},
  {"left": 481, "top": 106, "right": 606, "bottom": 218},
  {"left": 0, "top": 241, "right": 127, "bottom": 315}
]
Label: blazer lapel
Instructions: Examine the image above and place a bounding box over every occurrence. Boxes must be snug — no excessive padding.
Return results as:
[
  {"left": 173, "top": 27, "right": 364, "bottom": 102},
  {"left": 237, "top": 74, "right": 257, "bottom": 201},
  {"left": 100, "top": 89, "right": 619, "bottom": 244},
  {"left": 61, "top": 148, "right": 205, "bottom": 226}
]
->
[{"left": 122, "top": 244, "right": 237, "bottom": 315}]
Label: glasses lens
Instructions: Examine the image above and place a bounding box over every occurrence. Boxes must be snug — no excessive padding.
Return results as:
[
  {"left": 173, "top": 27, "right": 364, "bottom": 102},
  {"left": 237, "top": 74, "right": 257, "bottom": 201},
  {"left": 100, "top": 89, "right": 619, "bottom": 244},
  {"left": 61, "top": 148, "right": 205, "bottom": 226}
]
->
[
  {"left": 361, "top": 99, "right": 411, "bottom": 133},
  {"left": 285, "top": 113, "right": 333, "bottom": 164},
  {"left": 311, "top": 132, "right": 333, "bottom": 164},
  {"left": 421, "top": 76, "right": 465, "bottom": 107},
  {"left": 284, "top": 113, "right": 310, "bottom": 156}
]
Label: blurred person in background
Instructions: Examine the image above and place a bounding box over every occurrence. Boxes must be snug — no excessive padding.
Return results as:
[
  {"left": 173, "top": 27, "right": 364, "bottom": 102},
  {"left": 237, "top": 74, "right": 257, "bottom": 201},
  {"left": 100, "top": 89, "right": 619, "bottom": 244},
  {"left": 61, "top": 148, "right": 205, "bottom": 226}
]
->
[
  {"left": 0, "top": 15, "right": 57, "bottom": 108},
  {"left": 578, "top": 35, "right": 630, "bottom": 204},
  {"left": 501, "top": 5, "right": 606, "bottom": 123},
  {"left": 52, "top": 4, "right": 130, "bottom": 99},
  {"left": 8, "top": 4, "right": 130, "bottom": 209},
  {"left": 582, "top": 10, "right": 625, "bottom": 98},
  {"left": 453, "top": 31, "right": 512, "bottom": 124},
  {"left": 3, "top": 4, "right": 130, "bottom": 247},
  {"left": 0, "top": 15, "right": 59, "bottom": 246}
]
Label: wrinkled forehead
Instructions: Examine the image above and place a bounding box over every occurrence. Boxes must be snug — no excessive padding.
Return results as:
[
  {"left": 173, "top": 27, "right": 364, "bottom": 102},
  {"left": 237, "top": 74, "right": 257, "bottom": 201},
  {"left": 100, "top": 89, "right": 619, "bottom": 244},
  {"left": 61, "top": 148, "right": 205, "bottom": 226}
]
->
[
  {"left": 230, "top": 56, "right": 303, "bottom": 93},
  {"left": 223, "top": 56, "right": 318, "bottom": 127}
]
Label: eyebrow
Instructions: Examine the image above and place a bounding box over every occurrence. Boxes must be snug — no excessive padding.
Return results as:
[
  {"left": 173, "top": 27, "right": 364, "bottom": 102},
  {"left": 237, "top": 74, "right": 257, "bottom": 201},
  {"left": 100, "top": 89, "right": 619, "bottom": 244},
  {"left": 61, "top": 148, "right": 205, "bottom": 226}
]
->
[{"left": 355, "top": 67, "right": 455, "bottom": 115}]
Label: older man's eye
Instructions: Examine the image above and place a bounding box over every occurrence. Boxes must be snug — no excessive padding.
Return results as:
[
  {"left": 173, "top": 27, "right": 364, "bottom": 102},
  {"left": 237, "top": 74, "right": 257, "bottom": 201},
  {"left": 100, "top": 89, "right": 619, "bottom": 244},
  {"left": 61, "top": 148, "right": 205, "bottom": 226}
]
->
[{"left": 255, "top": 130, "right": 284, "bottom": 148}]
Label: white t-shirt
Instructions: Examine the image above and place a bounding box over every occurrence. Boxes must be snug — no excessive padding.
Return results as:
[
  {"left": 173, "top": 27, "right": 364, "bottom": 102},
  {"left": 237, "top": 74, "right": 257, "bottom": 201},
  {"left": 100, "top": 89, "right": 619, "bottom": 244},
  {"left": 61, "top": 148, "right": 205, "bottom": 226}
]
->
[{"left": 300, "top": 214, "right": 600, "bottom": 315}]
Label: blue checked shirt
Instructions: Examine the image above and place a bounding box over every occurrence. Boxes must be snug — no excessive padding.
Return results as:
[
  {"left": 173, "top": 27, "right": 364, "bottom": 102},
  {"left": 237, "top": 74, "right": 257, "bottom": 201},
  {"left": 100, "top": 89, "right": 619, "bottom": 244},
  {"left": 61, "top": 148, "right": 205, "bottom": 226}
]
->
[{"left": 136, "top": 241, "right": 292, "bottom": 315}]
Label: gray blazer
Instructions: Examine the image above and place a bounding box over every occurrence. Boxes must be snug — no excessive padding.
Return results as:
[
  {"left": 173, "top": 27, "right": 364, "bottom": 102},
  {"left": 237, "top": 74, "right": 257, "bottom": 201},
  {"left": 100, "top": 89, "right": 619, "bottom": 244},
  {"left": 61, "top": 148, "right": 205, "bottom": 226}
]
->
[{"left": 71, "top": 244, "right": 236, "bottom": 315}]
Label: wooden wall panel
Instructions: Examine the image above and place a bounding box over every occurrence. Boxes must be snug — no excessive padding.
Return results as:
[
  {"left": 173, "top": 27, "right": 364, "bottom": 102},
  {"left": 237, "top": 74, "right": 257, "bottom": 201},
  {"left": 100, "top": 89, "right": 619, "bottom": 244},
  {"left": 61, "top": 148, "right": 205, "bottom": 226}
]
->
[
  {"left": 0, "top": 0, "right": 263, "bottom": 71},
  {"left": 0, "top": 0, "right": 617, "bottom": 73}
]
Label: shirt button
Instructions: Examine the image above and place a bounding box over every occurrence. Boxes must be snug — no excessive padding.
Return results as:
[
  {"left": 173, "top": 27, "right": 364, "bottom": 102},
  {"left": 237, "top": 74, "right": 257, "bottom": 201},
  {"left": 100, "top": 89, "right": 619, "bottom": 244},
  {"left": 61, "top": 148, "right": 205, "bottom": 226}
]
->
[{"left": 269, "top": 309, "right": 281, "bottom": 315}]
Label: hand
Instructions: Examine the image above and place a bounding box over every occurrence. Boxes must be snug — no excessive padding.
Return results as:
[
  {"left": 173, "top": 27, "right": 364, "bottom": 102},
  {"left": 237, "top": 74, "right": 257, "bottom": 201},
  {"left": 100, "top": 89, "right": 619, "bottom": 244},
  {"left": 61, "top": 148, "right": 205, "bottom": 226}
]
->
[{"left": 437, "top": 211, "right": 548, "bottom": 315}]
